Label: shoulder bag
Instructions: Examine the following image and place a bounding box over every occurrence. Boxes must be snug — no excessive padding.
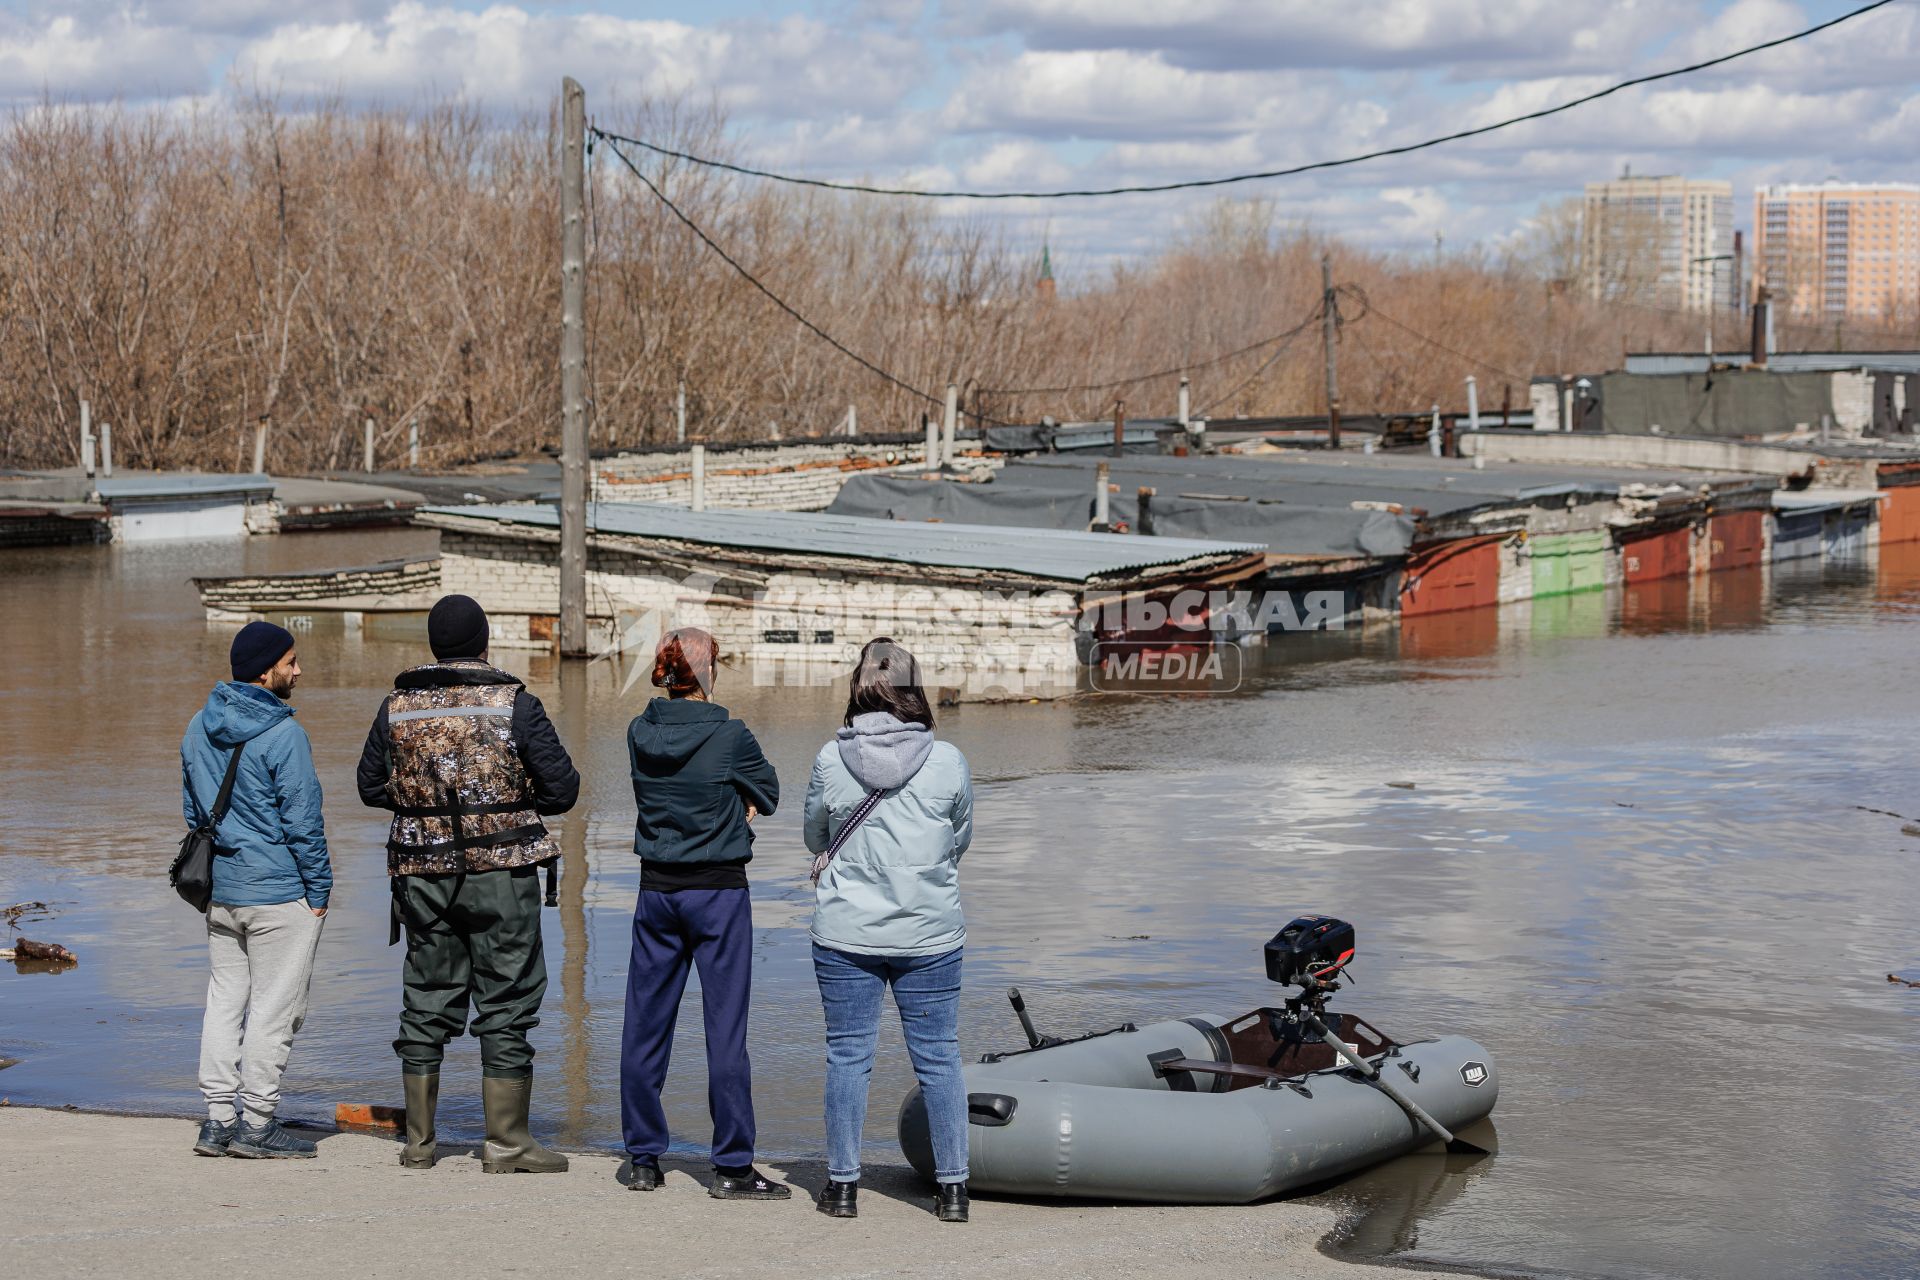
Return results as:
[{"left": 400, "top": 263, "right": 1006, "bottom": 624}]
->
[
  {"left": 809, "top": 788, "right": 885, "bottom": 885},
  {"left": 171, "top": 741, "right": 246, "bottom": 913}
]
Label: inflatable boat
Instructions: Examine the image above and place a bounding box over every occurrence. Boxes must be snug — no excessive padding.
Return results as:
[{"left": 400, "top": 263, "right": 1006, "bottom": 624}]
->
[{"left": 898, "top": 916, "right": 1498, "bottom": 1203}]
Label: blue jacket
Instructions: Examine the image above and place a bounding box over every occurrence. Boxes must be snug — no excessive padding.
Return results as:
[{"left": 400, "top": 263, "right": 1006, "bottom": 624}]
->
[
  {"left": 628, "top": 698, "right": 778, "bottom": 865},
  {"left": 805, "top": 713, "right": 972, "bottom": 957},
  {"left": 181, "top": 682, "right": 332, "bottom": 909}
]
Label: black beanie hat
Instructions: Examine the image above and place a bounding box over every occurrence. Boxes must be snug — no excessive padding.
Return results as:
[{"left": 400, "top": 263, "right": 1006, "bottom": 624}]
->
[
  {"left": 230, "top": 620, "right": 296, "bottom": 684},
  {"left": 428, "top": 594, "right": 490, "bottom": 661}
]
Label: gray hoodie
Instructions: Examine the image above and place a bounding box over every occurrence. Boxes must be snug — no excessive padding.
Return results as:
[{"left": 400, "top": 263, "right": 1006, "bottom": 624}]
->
[{"left": 805, "top": 712, "right": 973, "bottom": 957}]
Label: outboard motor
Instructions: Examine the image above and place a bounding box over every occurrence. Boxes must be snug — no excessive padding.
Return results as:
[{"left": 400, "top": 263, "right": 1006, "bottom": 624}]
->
[{"left": 1264, "top": 915, "right": 1355, "bottom": 988}]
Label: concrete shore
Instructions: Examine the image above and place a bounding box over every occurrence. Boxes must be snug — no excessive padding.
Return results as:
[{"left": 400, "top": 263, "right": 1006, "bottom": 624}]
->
[{"left": 0, "top": 1107, "right": 1397, "bottom": 1279}]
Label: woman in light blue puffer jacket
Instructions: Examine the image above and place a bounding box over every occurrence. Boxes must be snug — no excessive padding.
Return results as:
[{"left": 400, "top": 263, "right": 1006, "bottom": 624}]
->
[{"left": 804, "top": 638, "right": 973, "bottom": 1223}]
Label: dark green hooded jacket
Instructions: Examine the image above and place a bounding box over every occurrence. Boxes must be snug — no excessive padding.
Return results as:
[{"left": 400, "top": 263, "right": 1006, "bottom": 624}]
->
[{"left": 628, "top": 698, "right": 778, "bottom": 889}]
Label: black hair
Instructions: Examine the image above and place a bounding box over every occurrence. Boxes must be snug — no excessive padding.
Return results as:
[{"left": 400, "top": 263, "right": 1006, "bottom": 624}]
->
[{"left": 843, "top": 636, "right": 934, "bottom": 729}]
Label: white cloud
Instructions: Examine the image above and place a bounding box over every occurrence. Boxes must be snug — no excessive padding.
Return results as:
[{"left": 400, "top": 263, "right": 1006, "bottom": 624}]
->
[
  {"left": 232, "top": 5, "right": 924, "bottom": 116},
  {"left": 0, "top": 14, "right": 213, "bottom": 100},
  {"left": 952, "top": 0, "right": 1677, "bottom": 75}
]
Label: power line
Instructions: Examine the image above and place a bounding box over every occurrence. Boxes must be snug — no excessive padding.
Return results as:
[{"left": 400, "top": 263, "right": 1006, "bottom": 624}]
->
[
  {"left": 597, "top": 135, "right": 973, "bottom": 421},
  {"left": 586, "top": 1, "right": 1895, "bottom": 201},
  {"left": 1348, "top": 287, "right": 1532, "bottom": 385},
  {"left": 980, "top": 307, "right": 1326, "bottom": 396},
  {"left": 1195, "top": 319, "right": 1321, "bottom": 417}
]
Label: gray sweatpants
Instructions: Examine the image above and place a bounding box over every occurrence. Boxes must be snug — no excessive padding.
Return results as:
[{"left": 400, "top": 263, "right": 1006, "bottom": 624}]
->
[{"left": 198, "top": 899, "right": 325, "bottom": 1124}]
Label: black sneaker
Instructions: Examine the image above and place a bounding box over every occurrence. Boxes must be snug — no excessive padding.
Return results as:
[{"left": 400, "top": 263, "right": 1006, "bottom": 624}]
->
[
  {"left": 624, "top": 1158, "right": 663, "bottom": 1191},
  {"left": 709, "top": 1165, "right": 791, "bottom": 1200},
  {"left": 193, "top": 1118, "right": 238, "bottom": 1157},
  {"left": 817, "top": 1179, "right": 858, "bottom": 1218},
  {"left": 228, "top": 1117, "right": 318, "bottom": 1159},
  {"left": 936, "top": 1181, "right": 970, "bottom": 1223}
]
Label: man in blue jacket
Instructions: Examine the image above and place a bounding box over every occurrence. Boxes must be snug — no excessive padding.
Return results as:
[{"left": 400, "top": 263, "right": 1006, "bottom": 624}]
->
[{"left": 182, "top": 621, "right": 333, "bottom": 1160}]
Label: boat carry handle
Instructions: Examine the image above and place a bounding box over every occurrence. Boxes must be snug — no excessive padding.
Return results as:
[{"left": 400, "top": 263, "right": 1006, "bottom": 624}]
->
[{"left": 967, "top": 1093, "right": 1018, "bottom": 1127}]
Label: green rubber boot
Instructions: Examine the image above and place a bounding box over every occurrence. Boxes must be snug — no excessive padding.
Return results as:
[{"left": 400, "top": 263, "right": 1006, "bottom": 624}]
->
[
  {"left": 481, "top": 1075, "right": 568, "bottom": 1174},
  {"left": 401, "top": 1071, "right": 439, "bottom": 1169}
]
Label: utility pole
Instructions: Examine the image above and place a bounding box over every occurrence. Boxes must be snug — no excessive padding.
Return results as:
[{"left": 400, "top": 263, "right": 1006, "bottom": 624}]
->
[
  {"left": 1320, "top": 254, "right": 1341, "bottom": 449},
  {"left": 558, "top": 76, "right": 589, "bottom": 659}
]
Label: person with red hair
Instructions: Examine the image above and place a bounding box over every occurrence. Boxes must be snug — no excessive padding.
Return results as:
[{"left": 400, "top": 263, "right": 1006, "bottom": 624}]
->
[{"left": 618, "top": 628, "right": 786, "bottom": 1199}]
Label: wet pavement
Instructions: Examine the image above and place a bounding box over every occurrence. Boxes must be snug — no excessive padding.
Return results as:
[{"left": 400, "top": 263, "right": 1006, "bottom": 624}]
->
[{"left": 3, "top": 532, "right": 1918, "bottom": 1279}]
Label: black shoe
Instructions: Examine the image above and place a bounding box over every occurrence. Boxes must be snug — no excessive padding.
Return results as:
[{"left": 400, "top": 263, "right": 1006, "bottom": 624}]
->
[
  {"left": 709, "top": 1165, "right": 792, "bottom": 1200},
  {"left": 193, "top": 1117, "right": 238, "bottom": 1157},
  {"left": 625, "top": 1158, "right": 663, "bottom": 1191},
  {"left": 228, "top": 1117, "right": 318, "bottom": 1159},
  {"left": 936, "top": 1182, "right": 970, "bottom": 1223},
  {"left": 817, "top": 1179, "right": 858, "bottom": 1218}
]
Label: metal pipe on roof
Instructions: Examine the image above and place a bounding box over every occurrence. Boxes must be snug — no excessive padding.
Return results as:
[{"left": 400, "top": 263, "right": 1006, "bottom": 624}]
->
[
  {"left": 1429, "top": 404, "right": 1442, "bottom": 457},
  {"left": 364, "top": 418, "right": 375, "bottom": 473},
  {"left": 99, "top": 422, "right": 113, "bottom": 479},
  {"left": 924, "top": 413, "right": 939, "bottom": 471},
  {"left": 942, "top": 383, "right": 958, "bottom": 465},
  {"left": 1178, "top": 377, "right": 1190, "bottom": 430},
  {"left": 691, "top": 443, "right": 707, "bottom": 512},
  {"left": 408, "top": 420, "right": 419, "bottom": 468},
  {"left": 1466, "top": 376, "right": 1480, "bottom": 433},
  {"left": 79, "top": 399, "right": 94, "bottom": 477},
  {"left": 1094, "top": 463, "right": 1110, "bottom": 530},
  {"left": 676, "top": 379, "right": 687, "bottom": 444},
  {"left": 1112, "top": 398, "right": 1125, "bottom": 458},
  {"left": 253, "top": 419, "right": 269, "bottom": 474}
]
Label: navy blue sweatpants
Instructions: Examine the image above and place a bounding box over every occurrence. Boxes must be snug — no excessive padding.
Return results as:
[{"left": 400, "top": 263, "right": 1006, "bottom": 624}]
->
[{"left": 619, "top": 887, "right": 756, "bottom": 1167}]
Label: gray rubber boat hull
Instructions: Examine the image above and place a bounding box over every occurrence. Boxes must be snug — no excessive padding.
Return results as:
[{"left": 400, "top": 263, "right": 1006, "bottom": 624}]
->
[{"left": 898, "top": 1016, "right": 1497, "bottom": 1203}]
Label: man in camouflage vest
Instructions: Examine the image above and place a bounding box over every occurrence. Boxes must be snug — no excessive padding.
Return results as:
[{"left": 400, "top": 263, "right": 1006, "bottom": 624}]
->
[{"left": 356, "top": 594, "right": 581, "bottom": 1173}]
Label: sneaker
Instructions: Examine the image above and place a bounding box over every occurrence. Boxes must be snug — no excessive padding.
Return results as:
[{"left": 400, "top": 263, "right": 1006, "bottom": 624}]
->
[
  {"left": 709, "top": 1165, "right": 791, "bottom": 1200},
  {"left": 228, "top": 1117, "right": 318, "bottom": 1159},
  {"left": 193, "top": 1117, "right": 238, "bottom": 1157},
  {"left": 936, "top": 1182, "right": 970, "bottom": 1223},
  {"left": 817, "top": 1179, "right": 858, "bottom": 1218}
]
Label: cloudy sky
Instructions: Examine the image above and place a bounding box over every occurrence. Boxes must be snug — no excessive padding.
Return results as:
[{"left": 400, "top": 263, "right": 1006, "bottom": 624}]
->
[{"left": 7, "top": 0, "right": 1916, "bottom": 271}]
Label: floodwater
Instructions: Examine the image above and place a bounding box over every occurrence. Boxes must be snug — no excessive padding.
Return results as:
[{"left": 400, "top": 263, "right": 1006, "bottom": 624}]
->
[{"left": 4, "top": 532, "right": 1919, "bottom": 1280}]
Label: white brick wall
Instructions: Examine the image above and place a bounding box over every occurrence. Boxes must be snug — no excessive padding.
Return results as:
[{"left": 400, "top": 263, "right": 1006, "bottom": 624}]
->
[
  {"left": 440, "top": 533, "right": 1083, "bottom": 679},
  {"left": 590, "top": 440, "right": 1003, "bottom": 511}
]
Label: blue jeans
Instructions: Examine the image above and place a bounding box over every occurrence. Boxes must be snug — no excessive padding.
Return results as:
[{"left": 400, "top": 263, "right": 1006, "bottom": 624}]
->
[{"left": 813, "top": 943, "right": 967, "bottom": 1184}]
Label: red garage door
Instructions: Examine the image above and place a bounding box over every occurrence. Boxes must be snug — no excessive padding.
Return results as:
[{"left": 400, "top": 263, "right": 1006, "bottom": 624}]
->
[
  {"left": 1880, "top": 486, "right": 1920, "bottom": 545},
  {"left": 1621, "top": 526, "right": 1691, "bottom": 583},
  {"left": 1401, "top": 537, "right": 1501, "bottom": 617},
  {"left": 1709, "top": 511, "right": 1764, "bottom": 571}
]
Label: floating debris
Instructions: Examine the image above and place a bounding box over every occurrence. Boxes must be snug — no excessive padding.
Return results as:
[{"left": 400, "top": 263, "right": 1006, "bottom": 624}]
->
[
  {"left": 335, "top": 1102, "right": 405, "bottom": 1134},
  {"left": 1385, "top": 781, "right": 1416, "bottom": 790},
  {"left": 1889, "top": 973, "right": 1920, "bottom": 989},
  {"left": 5, "top": 938, "right": 77, "bottom": 965}
]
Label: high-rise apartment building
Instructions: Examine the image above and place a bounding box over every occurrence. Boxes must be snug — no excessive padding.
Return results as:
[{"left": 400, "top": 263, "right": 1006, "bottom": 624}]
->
[
  {"left": 1754, "top": 183, "right": 1920, "bottom": 321},
  {"left": 1583, "top": 175, "right": 1736, "bottom": 313}
]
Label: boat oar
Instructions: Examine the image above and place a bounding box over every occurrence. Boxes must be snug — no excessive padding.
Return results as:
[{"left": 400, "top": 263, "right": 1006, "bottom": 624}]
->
[{"left": 1300, "top": 1009, "right": 1490, "bottom": 1155}]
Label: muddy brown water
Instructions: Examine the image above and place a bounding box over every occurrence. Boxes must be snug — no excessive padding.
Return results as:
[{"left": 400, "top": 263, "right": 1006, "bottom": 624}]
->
[{"left": 3, "top": 533, "right": 1919, "bottom": 1279}]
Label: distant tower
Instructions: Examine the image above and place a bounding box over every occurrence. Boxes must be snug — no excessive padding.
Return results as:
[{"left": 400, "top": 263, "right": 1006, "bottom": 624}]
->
[{"left": 1036, "top": 242, "right": 1057, "bottom": 303}]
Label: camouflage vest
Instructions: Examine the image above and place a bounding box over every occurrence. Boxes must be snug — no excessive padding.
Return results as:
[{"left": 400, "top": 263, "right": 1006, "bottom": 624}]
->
[{"left": 381, "top": 665, "right": 557, "bottom": 876}]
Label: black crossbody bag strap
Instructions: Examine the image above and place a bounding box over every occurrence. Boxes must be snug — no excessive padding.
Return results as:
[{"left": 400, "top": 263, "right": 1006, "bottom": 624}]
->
[{"left": 192, "top": 740, "right": 247, "bottom": 829}]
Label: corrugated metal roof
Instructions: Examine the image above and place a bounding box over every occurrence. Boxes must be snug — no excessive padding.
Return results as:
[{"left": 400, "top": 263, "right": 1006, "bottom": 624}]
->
[
  {"left": 95, "top": 473, "right": 274, "bottom": 499},
  {"left": 423, "top": 502, "right": 1262, "bottom": 583},
  {"left": 1625, "top": 351, "right": 1920, "bottom": 375},
  {"left": 1772, "top": 489, "right": 1885, "bottom": 512}
]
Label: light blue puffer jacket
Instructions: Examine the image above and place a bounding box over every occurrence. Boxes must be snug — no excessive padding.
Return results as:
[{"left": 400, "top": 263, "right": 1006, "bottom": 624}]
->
[
  {"left": 181, "top": 682, "right": 332, "bottom": 909},
  {"left": 805, "top": 713, "right": 973, "bottom": 958}
]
